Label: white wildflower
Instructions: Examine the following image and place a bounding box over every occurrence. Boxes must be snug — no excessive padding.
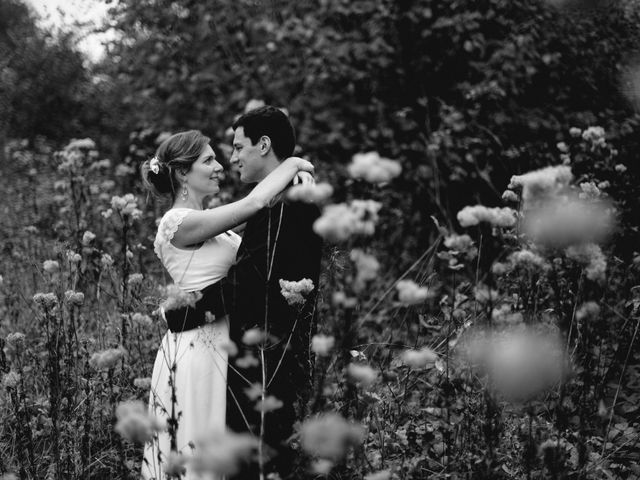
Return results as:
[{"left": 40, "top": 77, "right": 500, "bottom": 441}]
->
[
  {"left": 502, "top": 190, "right": 519, "bottom": 203},
  {"left": 244, "top": 99, "right": 265, "bottom": 112},
  {"left": 127, "top": 273, "right": 144, "bottom": 286},
  {"left": 160, "top": 284, "right": 202, "bottom": 312},
  {"left": 131, "top": 313, "right": 153, "bottom": 327},
  {"left": 64, "top": 138, "right": 96, "bottom": 151},
  {"left": 81, "top": 231, "right": 96, "bottom": 245},
  {"left": 509, "top": 165, "right": 573, "bottom": 209},
  {"left": 508, "top": 250, "right": 548, "bottom": 270},
  {"left": 457, "top": 205, "right": 517, "bottom": 228},
  {"left": 101, "top": 253, "right": 114, "bottom": 268},
  {"left": 43, "top": 260, "right": 60, "bottom": 274},
  {"left": 235, "top": 353, "right": 259, "bottom": 369},
  {"left": 33, "top": 292, "right": 57, "bottom": 309},
  {"left": 491, "top": 304, "right": 524, "bottom": 325},
  {"left": 582, "top": 126, "right": 606, "bottom": 148},
  {"left": 255, "top": 395, "right": 283, "bottom": 412},
  {"left": 565, "top": 243, "right": 607, "bottom": 282},
  {"left": 350, "top": 249, "right": 379, "bottom": 292},
  {"left": 89, "top": 347, "right": 126, "bottom": 370},
  {"left": 313, "top": 200, "right": 382, "bottom": 242},
  {"left": 576, "top": 301, "right": 600, "bottom": 321},
  {"left": 615, "top": 164, "right": 627, "bottom": 173},
  {"left": 133, "top": 377, "right": 152, "bottom": 389},
  {"left": 348, "top": 152, "right": 402, "bottom": 184},
  {"left": 286, "top": 182, "right": 334, "bottom": 204},
  {"left": 191, "top": 430, "right": 259, "bottom": 476},
  {"left": 396, "top": 280, "right": 429, "bottom": 305},
  {"left": 332, "top": 291, "right": 358, "bottom": 309},
  {"left": 300, "top": 413, "right": 365, "bottom": 461},
  {"left": 569, "top": 127, "right": 582, "bottom": 137},
  {"left": 279, "top": 278, "right": 315, "bottom": 305},
  {"left": 347, "top": 363, "right": 377, "bottom": 386},
  {"left": 64, "top": 290, "right": 85, "bottom": 306},
  {"left": 242, "top": 328, "right": 266, "bottom": 346},
  {"left": 311, "top": 334, "right": 335, "bottom": 357},
  {"left": 219, "top": 339, "right": 238, "bottom": 356},
  {"left": 114, "top": 400, "right": 165, "bottom": 444},
  {"left": 401, "top": 347, "right": 438, "bottom": 369}
]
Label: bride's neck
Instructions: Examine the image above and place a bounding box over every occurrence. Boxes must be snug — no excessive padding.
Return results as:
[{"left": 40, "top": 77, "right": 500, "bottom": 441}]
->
[{"left": 172, "top": 196, "right": 204, "bottom": 210}]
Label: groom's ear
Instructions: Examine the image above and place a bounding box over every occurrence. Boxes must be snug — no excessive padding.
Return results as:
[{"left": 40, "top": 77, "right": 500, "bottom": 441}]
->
[{"left": 259, "top": 136, "right": 271, "bottom": 156}]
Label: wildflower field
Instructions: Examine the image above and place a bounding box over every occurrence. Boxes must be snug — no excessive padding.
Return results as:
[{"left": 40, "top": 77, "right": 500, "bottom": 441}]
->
[{"left": 2, "top": 0, "right": 640, "bottom": 479}]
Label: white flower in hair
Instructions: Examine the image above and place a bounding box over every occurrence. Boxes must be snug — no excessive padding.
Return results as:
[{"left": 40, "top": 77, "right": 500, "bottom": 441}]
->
[{"left": 149, "top": 156, "right": 160, "bottom": 174}]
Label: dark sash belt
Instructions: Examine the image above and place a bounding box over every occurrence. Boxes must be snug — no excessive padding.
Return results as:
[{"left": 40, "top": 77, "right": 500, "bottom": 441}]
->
[{"left": 164, "top": 281, "right": 228, "bottom": 333}]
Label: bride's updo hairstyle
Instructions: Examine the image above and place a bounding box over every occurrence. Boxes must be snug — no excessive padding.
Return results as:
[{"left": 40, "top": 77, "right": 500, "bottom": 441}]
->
[{"left": 141, "top": 130, "right": 211, "bottom": 200}]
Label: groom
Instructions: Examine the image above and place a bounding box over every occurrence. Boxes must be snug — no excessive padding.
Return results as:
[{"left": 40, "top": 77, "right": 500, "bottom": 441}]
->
[{"left": 223, "top": 106, "right": 322, "bottom": 479}]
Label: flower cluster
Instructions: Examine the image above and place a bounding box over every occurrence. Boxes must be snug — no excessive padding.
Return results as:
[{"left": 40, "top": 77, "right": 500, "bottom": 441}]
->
[
  {"left": 311, "top": 334, "right": 335, "bottom": 356},
  {"left": 347, "top": 363, "right": 377, "bottom": 386},
  {"left": 89, "top": 347, "right": 126, "bottom": 370},
  {"left": 64, "top": 290, "right": 85, "bottom": 306},
  {"left": 396, "top": 280, "right": 429, "bottom": 305},
  {"left": 190, "top": 430, "right": 259, "bottom": 476},
  {"left": 350, "top": 249, "right": 380, "bottom": 292},
  {"left": 508, "top": 249, "right": 548, "bottom": 270},
  {"left": 522, "top": 197, "right": 613, "bottom": 248},
  {"left": 43, "top": 260, "right": 60, "bottom": 274},
  {"left": 313, "top": 200, "right": 382, "bottom": 242},
  {"left": 279, "top": 278, "right": 315, "bottom": 306},
  {"left": 401, "top": 347, "right": 438, "bottom": 369},
  {"left": 286, "top": 182, "right": 334, "bottom": 204},
  {"left": 457, "top": 205, "right": 517, "bottom": 228},
  {"left": 581, "top": 126, "right": 607, "bottom": 148},
  {"left": 300, "top": 413, "right": 365, "bottom": 461},
  {"left": 242, "top": 328, "right": 266, "bottom": 346},
  {"left": 109, "top": 194, "right": 142, "bottom": 220},
  {"left": 114, "top": 400, "right": 165, "bottom": 444},
  {"left": 33, "top": 292, "right": 58, "bottom": 309},
  {"left": 160, "top": 284, "right": 202, "bottom": 312},
  {"left": 347, "top": 152, "right": 402, "bottom": 184},
  {"left": 565, "top": 243, "right": 607, "bottom": 282},
  {"left": 508, "top": 165, "right": 573, "bottom": 209}
]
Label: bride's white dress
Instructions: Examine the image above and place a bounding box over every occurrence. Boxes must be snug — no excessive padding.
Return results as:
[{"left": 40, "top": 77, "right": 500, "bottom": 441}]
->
[{"left": 142, "top": 208, "right": 241, "bottom": 480}]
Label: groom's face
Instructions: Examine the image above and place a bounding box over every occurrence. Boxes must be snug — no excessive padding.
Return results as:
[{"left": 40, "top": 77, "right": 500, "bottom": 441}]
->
[{"left": 231, "top": 127, "right": 264, "bottom": 183}]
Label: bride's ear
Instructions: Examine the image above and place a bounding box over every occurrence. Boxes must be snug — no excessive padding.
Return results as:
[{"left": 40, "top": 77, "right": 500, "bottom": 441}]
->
[{"left": 259, "top": 136, "right": 271, "bottom": 156}]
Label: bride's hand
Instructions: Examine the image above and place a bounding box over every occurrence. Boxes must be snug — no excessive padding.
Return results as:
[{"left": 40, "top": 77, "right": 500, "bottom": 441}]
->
[{"left": 293, "top": 171, "right": 315, "bottom": 185}]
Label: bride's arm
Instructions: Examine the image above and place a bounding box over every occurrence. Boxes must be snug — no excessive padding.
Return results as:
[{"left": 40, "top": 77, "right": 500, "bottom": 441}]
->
[{"left": 171, "top": 157, "right": 313, "bottom": 247}]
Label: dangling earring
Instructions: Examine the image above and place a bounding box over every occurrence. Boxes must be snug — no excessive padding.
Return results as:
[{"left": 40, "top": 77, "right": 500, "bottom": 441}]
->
[{"left": 181, "top": 184, "right": 188, "bottom": 201}]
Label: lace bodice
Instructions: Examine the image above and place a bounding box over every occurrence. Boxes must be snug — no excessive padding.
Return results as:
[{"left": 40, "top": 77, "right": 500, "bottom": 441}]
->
[{"left": 153, "top": 208, "right": 241, "bottom": 292}]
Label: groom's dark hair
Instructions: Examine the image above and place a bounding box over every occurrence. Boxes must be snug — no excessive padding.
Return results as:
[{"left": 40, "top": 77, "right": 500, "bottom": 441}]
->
[{"left": 232, "top": 105, "right": 296, "bottom": 160}]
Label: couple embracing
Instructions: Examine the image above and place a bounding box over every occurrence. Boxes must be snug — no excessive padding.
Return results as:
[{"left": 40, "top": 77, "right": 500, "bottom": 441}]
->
[{"left": 140, "top": 106, "right": 323, "bottom": 479}]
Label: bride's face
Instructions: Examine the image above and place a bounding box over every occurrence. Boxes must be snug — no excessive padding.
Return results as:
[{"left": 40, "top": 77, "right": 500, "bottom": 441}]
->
[{"left": 184, "top": 145, "right": 223, "bottom": 196}]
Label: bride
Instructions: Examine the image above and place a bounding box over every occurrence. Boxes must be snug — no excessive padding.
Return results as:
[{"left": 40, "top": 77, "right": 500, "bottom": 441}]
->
[{"left": 139, "top": 129, "right": 313, "bottom": 479}]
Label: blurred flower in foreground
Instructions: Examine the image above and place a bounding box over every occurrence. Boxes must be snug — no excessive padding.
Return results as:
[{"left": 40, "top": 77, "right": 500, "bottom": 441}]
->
[
  {"left": 43, "top": 260, "right": 60, "bottom": 274},
  {"left": 191, "top": 430, "right": 259, "bottom": 476},
  {"left": 255, "top": 395, "right": 283, "bottom": 412},
  {"left": 244, "top": 98, "right": 265, "bottom": 113},
  {"left": 457, "top": 205, "right": 517, "bottom": 228},
  {"left": 89, "top": 347, "right": 126, "bottom": 370},
  {"left": 509, "top": 165, "right": 573, "bottom": 209},
  {"left": 401, "top": 347, "right": 438, "bottom": 369},
  {"left": 396, "top": 280, "right": 429, "bottom": 305},
  {"left": 565, "top": 243, "right": 607, "bottom": 282},
  {"left": 242, "top": 328, "right": 266, "bottom": 346},
  {"left": 314, "top": 200, "right": 382, "bottom": 242},
  {"left": 350, "top": 249, "right": 380, "bottom": 292},
  {"left": 348, "top": 152, "right": 402, "bottom": 184},
  {"left": 347, "top": 363, "right": 377, "bottom": 386},
  {"left": 279, "top": 278, "right": 315, "bottom": 305},
  {"left": 115, "top": 400, "right": 165, "bottom": 444},
  {"left": 461, "top": 327, "right": 568, "bottom": 401},
  {"left": 522, "top": 196, "right": 613, "bottom": 248},
  {"left": 286, "top": 182, "right": 333, "bottom": 204},
  {"left": 312, "top": 334, "right": 335, "bottom": 356},
  {"left": 81, "top": 231, "right": 96, "bottom": 245},
  {"left": 159, "top": 284, "right": 202, "bottom": 312},
  {"left": 300, "top": 413, "right": 365, "bottom": 461}
]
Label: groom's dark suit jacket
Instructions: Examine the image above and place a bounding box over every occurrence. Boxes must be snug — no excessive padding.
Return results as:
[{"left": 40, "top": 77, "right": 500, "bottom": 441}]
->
[{"left": 222, "top": 198, "right": 322, "bottom": 475}]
